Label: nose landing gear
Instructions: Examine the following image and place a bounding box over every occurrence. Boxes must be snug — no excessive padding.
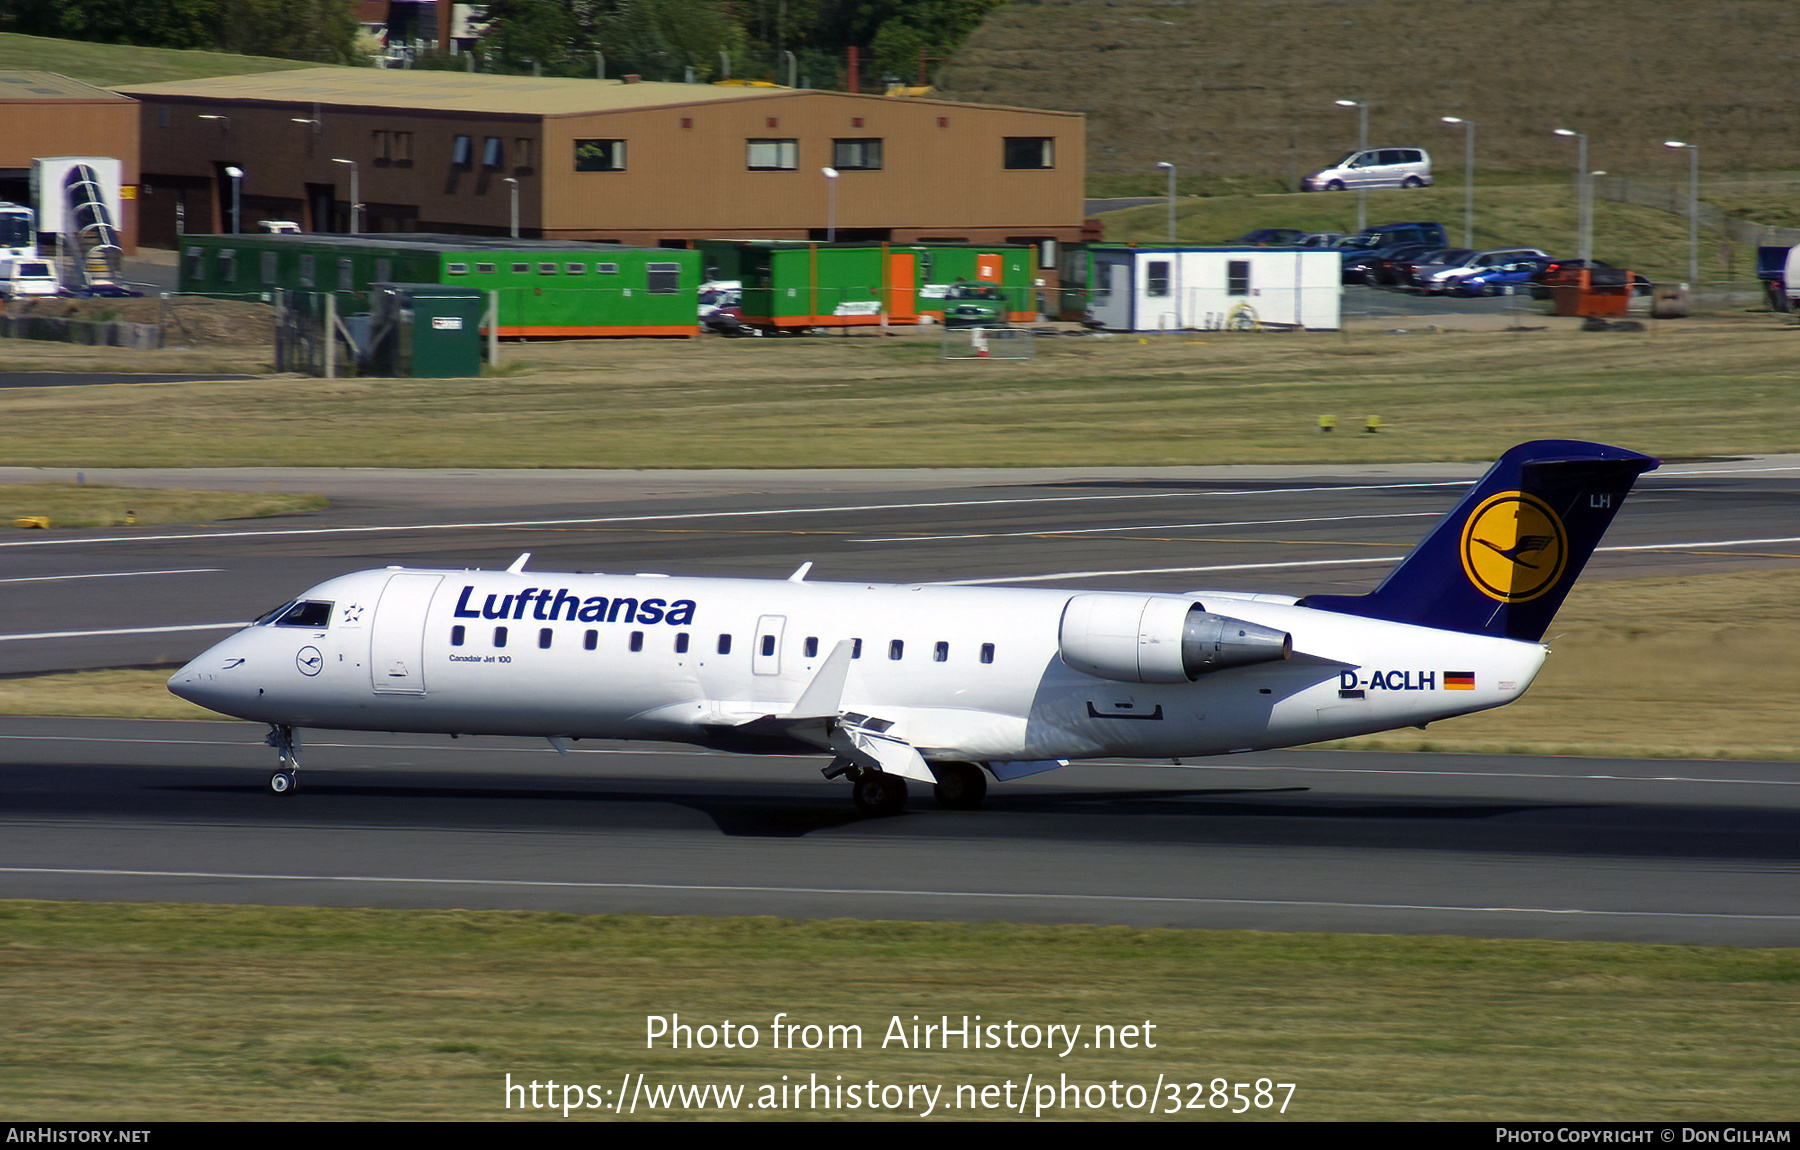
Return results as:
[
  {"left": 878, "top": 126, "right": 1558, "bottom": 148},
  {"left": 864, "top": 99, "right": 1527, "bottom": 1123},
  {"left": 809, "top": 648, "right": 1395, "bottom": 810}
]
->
[{"left": 264, "top": 723, "right": 301, "bottom": 795}]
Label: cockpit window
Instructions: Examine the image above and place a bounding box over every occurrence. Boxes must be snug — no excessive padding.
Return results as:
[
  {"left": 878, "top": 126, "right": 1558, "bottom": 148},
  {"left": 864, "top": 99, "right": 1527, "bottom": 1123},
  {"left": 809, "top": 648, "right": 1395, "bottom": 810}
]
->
[
  {"left": 253, "top": 600, "right": 298, "bottom": 625},
  {"left": 273, "top": 600, "right": 333, "bottom": 628}
]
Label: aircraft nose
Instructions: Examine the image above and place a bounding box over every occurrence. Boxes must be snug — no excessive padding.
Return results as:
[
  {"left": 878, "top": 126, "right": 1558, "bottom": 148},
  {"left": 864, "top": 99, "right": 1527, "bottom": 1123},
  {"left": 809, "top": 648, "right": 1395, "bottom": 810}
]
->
[{"left": 167, "top": 635, "right": 257, "bottom": 715}]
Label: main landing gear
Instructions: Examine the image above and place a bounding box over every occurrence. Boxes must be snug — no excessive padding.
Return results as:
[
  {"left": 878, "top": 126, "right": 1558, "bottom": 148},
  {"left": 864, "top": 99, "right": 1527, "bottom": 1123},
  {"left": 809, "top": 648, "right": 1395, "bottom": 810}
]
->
[
  {"left": 824, "top": 758, "right": 991, "bottom": 816},
  {"left": 264, "top": 723, "right": 301, "bottom": 795}
]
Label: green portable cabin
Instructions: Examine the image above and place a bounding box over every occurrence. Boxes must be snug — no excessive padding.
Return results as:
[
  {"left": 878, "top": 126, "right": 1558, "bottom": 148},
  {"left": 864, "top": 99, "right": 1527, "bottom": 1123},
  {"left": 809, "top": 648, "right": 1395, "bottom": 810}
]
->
[
  {"left": 177, "top": 234, "right": 701, "bottom": 338},
  {"left": 694, "top": 240, "right": 1034, "bottom": 330}
]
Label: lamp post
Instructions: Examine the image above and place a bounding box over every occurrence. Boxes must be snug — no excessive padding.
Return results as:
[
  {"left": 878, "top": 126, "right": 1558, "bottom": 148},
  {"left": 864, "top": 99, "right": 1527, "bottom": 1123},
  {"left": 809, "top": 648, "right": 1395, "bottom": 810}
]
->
[
  {"left": 223, "top": 165, "right": 243, "bottom": 234},
  {"left": 1553, "top": 128, "right": 1591, "bottom": 262},
  {"left": 332, "top": 158, "right": 361, "bottom": 234},
  {"left": 1441, "top": 116, "right": 1475, "bottom": 248},
  {"left": 502, "top": 176, "right": 518, "bottom": 238},
  {"left": 1664, "top": 140, "right": 1699, "bottom": 286},
  {"left": 198, "top": 114, "right": 231, "bottom": 131},
  {"left": 1336, "top": 99, "right": 1369, "bottom": 230},
  {"left": 1155, "top": 161, "right": 1176, "bottom": 243},
  {"left": 822, "top": 166, "right": 839, "bottom": 241}
]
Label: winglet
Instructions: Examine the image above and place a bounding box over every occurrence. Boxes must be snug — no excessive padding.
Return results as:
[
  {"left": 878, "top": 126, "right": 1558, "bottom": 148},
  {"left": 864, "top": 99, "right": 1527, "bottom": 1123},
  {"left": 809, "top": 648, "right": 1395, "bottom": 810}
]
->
[
  {"left": 790, "top": 639, "right": 854, "bottom": 716},
  {"left": 506, "top": 553, "right": 532, "bottom": 575},
  {"left": 1300, "top": 440, "right": 1658, "bottom": 642},
  {"left": 788, "top": 561, "right": 813, "bottom": 583}
]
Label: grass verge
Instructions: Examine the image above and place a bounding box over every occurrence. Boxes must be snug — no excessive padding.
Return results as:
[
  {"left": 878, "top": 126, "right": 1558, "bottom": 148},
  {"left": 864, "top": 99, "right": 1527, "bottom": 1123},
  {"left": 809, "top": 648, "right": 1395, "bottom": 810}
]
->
[
  {"left": 0, "top": 483, "right": 326, "bottom": 530},
  {"left": 0, "top": 902, "right": 1794, "bottom": 1120},
  {"left": 4, "top": 319, "right": 1800, "bottom": 469}
]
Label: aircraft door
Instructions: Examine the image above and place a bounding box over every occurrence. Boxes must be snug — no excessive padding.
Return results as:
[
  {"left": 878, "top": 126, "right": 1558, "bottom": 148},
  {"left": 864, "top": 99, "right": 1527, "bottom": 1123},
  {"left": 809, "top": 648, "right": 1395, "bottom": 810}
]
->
[
  {"left": 753, "top": 614, "right": 785, "bottom": 676},
  {"left": 370, "top": 572, "right": 442, "bottom": 693}
]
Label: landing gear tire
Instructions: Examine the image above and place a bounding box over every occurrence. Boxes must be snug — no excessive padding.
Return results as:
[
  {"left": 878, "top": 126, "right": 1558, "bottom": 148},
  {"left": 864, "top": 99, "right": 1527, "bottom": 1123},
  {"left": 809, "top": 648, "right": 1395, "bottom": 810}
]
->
[
  {"left": 931, "top": 762, "right": 988, "bottom": 810},
  {"left": 269, "top": 770, "right": 298, "bottom": 796},
  {"left": 851, "top": 771, "right": 908, "bottom": 817}
]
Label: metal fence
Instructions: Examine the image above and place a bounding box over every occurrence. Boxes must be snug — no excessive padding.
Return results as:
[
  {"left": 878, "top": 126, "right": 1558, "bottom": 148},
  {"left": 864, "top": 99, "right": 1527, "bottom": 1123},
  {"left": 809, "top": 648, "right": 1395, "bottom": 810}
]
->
[{"left": 941, "top": 325, "right": 1036, "bottom": 360}]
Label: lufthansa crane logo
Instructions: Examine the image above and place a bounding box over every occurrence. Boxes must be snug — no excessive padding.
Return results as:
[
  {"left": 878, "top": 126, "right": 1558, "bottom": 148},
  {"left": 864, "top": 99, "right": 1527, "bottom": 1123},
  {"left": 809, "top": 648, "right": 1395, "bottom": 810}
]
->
[{"left": 1459, "top": 491, "right": 1568, "bottom": 603}]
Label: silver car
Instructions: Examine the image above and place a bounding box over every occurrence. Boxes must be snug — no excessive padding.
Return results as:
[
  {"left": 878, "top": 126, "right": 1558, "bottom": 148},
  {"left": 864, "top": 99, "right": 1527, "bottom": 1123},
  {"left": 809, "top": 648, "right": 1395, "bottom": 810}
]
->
[{"left": 1304, "top": 148, "right": 1433, "bottom": 192}]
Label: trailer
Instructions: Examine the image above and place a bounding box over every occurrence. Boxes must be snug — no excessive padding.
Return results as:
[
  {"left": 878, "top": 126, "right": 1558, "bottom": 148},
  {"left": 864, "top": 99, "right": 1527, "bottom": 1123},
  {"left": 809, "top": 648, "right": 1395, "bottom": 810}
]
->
[
  {"left": 695, "top": 240, "right": 1034, "bottom": 332},
  {"left": 1078, "top": 245, "right": 1341, "bottom": 332},
  {"left": 178, "top": 234, "right": 701, "bottom": 338}
]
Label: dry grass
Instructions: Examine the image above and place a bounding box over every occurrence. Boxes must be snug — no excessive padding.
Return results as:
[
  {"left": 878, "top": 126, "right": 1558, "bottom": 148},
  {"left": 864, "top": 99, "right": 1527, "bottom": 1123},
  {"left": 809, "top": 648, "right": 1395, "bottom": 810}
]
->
[
  {"left": 0, "top": 483, "right": 326, "bottom": 530},
  {"left": 939, "top": 1, "right": 1800, "bottom": 186},
  {"left": 3, "top": 317, "right": 1799, "bottom": 469},
  {"left": 0, "top": 903, "right": 1794, "bottom": 1120}
]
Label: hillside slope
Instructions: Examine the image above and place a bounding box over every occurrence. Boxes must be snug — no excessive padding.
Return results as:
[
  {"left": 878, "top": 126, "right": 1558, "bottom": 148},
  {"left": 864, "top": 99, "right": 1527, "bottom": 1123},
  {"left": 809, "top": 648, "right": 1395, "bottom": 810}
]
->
[
  {"left": 0, "top": 33, "right": 331, "bottom": 87},
  {"left": 936, "top": 1, "right": 1800, "bottom": 192}
]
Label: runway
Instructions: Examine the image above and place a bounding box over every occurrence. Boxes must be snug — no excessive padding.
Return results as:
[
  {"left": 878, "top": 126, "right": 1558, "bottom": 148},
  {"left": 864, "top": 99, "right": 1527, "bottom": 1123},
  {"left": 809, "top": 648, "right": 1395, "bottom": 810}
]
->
[{"left": 1, "top": 457, "right": 1797, "bottom": 945}]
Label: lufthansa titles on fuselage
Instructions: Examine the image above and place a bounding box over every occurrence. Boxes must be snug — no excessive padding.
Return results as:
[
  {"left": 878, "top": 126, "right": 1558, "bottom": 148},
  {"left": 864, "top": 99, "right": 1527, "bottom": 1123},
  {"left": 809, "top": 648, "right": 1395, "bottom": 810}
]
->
[{"left": 452, "top": 585, "right": 697, "bottom": 626}]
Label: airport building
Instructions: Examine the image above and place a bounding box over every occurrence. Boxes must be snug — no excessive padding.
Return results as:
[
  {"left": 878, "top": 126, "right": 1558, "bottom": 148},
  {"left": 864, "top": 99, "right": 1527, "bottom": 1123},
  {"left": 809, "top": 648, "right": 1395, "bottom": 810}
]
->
[
  {"left": 113, "top": 69, "right": 1084, "bottom": 260},
  {"left": 0, "top": 71, "right": 140, "bottom": 252}
]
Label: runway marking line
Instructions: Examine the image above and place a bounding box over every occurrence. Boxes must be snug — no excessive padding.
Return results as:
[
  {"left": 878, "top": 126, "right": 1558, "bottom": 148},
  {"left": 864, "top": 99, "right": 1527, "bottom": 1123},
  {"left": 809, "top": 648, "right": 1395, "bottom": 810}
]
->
[
  {"left": 0, "top": 866, "right": 1793, "bottom": 922},
  {"left": 0, "top": 568, "right": 222, "bottom": 585}
]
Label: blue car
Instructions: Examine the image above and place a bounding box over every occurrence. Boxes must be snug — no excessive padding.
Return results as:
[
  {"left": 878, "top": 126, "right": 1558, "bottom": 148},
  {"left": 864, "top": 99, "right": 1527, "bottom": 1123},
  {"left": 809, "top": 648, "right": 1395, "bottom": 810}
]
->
[{"left": 1447, "top": 258, "right": 1553, "bottom": 297}]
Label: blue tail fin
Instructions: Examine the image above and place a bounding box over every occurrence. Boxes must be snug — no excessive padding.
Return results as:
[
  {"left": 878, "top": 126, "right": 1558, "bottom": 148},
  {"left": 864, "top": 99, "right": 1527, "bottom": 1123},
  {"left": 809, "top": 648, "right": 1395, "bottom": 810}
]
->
[{"left": 1299, "top": 440, "right": 1659, "bottom": 642}]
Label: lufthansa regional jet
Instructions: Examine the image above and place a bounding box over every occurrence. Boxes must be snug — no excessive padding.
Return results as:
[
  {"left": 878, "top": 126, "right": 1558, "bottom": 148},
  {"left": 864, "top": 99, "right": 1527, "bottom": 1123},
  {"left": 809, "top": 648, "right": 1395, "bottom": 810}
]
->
[{"left": 169, "top": 440, "right": 1656, "bottom": 816}]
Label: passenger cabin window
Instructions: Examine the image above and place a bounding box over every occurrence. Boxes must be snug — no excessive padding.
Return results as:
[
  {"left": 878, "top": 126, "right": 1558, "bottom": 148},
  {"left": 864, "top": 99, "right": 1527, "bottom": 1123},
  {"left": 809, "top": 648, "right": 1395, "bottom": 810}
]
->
[
  {"left": 675, "top": 633, "right": 689, "bottom": 653},
  {"left": 494, "top": 626, "right": 508, "bottom": 647},
  {"left": 584, "top": 630, "right": 598, "bottom": 650},
  {"left": 630, "top": 631, "right": 644, "bottom": 652},
  {"left": 451, "top": 626, "right": 465, "bottom": 646},
  {"left": 889, "top": 639, "right": 904, "bottom": 660},
  {"left": 852, "top": 638, "right": 863, "bottom": 658},
  {"left": 538, "top": 628, "right": 553, "bottom": 649},
  {"left": 804, "top": 637, "right": 818, "bottom": 658},
  {"left": 272, "top": 600, "right": 332, "bottom": 628},
  {"left": 980, "top": 643, "right": 995, "bottom": 664},
  {"left": 718, "top": 634, "right": 732, "bottom": 655},
  {"left": 934, "top": 641, "right": 949, "bottom": 663}
]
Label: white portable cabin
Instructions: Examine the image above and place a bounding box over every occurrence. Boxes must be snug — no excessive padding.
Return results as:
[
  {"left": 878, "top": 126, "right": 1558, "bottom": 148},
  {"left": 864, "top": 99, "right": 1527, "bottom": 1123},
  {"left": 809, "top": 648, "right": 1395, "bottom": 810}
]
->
[{"left": 1085, "top": 246, "right": 1341, "bottom": 332}]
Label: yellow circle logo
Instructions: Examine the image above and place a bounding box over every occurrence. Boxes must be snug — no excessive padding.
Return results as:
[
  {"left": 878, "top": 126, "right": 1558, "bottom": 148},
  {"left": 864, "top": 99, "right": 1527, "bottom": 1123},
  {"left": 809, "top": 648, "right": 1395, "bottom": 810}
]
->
[{"left": 1460, "top": 491, "right": 1568, "bottom": 603}]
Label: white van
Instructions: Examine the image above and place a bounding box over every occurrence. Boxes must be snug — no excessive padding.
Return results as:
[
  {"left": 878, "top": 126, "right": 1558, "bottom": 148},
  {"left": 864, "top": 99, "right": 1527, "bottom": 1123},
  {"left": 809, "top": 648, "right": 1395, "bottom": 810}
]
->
[
  {"left": 1304, "top": 148, "right": 1433, "bottom": 192},
  {"left": 0, "top": 258, "right": 62, "bottom": 298}
]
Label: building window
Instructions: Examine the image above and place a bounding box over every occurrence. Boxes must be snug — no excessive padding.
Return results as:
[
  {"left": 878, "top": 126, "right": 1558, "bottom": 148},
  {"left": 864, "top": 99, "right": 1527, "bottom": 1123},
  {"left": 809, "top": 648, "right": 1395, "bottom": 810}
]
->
[
  {"left": 645, "top": 262, "right": 681, "bottom": 293},
  {"left": 575, "top": 139, "right": 626, "bottom": 172},
  {"left": 832, "top": 138, "right": 882, "bottom": 170},
  {"left": 539, "top": 262, "right": 557, "bottom": 275},
  {"left": 565, "top": 262, "right": 585, "bottom": 275},
  {"left": 452, "top": 135, "right": 473, "bottom": 166},
  {"left": 514, "top": 138, "right": 533, "bottom": 169},
  {"left": 747, "top": 139, "right": 798, "bottom": 170},
  {"left": 185, "top": 246, "right": 204, "bottom": 280},
  {"left": 376, "top": 258, "right": 392, "bottom": 282},
  {"left": 299, "top": 254, "right": 314, "bottom": 288},
  {"left": 393, "top": 132, "right": 413, "bottom": 164},
  {"left": 373, "top": 130, "right": 391, "bottom": 161},
  {"left": 1228, "top": 260, "right": 1250, "bottom": 296},
  {"left": 1147, "top": 261, "right": 1170, "bottom": 297},
  {"left": 596, "top": 262, "right": 619, "bottom": 274},
  {"left": 511, "top": 263, "right": 529, "bottom": 274},
  {"left": 483, "top": 137, "right": 504, "bottom": 169},
  {"left": 338, "top": 258, "right": 353, "bottom": 291},
  {"left": 218, "top": 249, "right": 237, "bottom": 283},
  {"left": 475, "top": 262, "right": 495, "bottom": 274},
  {"left": 261, "top": 252, "right": 277, "bottom": 284},
  {"left": 1003, "top": 136, "right": 1055, "bottom": 169}
]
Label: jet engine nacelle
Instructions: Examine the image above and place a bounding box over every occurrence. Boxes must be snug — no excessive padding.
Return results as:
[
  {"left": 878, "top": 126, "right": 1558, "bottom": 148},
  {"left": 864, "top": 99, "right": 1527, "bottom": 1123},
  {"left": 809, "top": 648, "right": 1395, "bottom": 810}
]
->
[{"left": 1058, "top": 593, "right": 1292, "bottom": 683}]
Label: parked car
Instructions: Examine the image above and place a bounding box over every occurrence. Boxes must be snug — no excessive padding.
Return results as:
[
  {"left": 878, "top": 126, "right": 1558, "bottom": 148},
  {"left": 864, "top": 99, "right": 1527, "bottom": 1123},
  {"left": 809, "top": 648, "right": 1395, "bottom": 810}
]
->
[
  {"left": 1364, "top": 244, "right": 1446, "bottom": 287},
  {"left": 1394, "top": 248, "right": 1474, "bottom": 289},
  {"left": 942, "top": 281, "right": 1010, "bottom": 327},
  {"left": 1529, "top": 260, "right": 1652, "bottom": 300},
  {"left": 1225, "top": 228, "right": 1308, "bottom": 246},
  {"left": 1447, "top": 258, "right": 1555, "bottom": 296},
  {"left": 697, "top": 279, "right": 744, "bottom": 334},
  {"left": 0, "top": 257, "right": 61, "bottom": 299},
  {"left": 1416, "top": 248, "right": 1549, "bottom": 293},
  {"left": 69, "top": 282, "right": 146, "bottom": 299},
  {"left": 1303, "top": 148, "right": 1433, "bottom": 192},
  {"left": 1297, "top": 232, "right": 1346, "bottom": 247}
]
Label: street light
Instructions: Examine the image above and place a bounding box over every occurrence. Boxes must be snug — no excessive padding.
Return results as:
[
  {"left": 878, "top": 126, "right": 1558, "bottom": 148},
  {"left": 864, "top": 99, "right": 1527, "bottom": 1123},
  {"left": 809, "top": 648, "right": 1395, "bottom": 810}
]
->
[
  {"left": 198, "top": 114, "right": 231, "bottom": 130},
  {"left": 1155, "top": 161, "right": 1176, "bottom": 243},
  {"left": 821, "top": 166, "right": 839, "bottom": 242},
  {"left": 1336, "top": 99, "right": 1369, "bottom": 230},
  {"left": 1553, "top": 128, "right": 1591, "bottom": 262},
  {"left": 1664, "top": 140, "right": 1700, "bottom": 286},
  {"left": 502, "top": 177, "right": 519, "bottom": 239},
  {"left": 223, "top": 165, "right": 244, "bottom": 234},
  {"left": 1441, "top": 116, "right": 1475, "bottom": 248},
  {"left": 332, "top": 158, "right": 361, "bottom": 234}
]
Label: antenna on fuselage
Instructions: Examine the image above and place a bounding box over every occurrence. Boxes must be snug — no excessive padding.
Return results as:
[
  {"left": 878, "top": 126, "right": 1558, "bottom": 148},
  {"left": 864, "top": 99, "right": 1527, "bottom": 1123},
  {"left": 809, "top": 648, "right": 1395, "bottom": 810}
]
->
[{"left": 506, "top": 553, "right": 532, "bottom": 575}]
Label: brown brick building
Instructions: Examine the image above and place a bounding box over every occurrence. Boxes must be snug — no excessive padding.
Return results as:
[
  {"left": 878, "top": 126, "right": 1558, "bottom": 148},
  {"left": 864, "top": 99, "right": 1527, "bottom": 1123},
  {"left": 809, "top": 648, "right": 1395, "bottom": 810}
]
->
[
  {"left": 116, "top": 69, "right": 1084, "bottom": 257},
  {"left": 0, "top": 71, "right": 140, "bottom": 252}
]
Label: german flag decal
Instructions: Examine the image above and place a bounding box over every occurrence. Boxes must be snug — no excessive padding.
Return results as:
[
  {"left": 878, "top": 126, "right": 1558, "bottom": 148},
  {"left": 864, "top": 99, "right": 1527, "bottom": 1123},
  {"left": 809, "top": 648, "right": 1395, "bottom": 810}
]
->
[{"left": 1444, "top": 671, "right": 1476, "bottom": 690}]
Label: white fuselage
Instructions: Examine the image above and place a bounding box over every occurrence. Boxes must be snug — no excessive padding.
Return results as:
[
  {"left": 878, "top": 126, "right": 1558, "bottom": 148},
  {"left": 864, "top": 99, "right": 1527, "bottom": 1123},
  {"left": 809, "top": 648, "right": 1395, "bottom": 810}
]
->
[{"left": 171, "top": 567, "right": 1548, "bottom": 766}]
